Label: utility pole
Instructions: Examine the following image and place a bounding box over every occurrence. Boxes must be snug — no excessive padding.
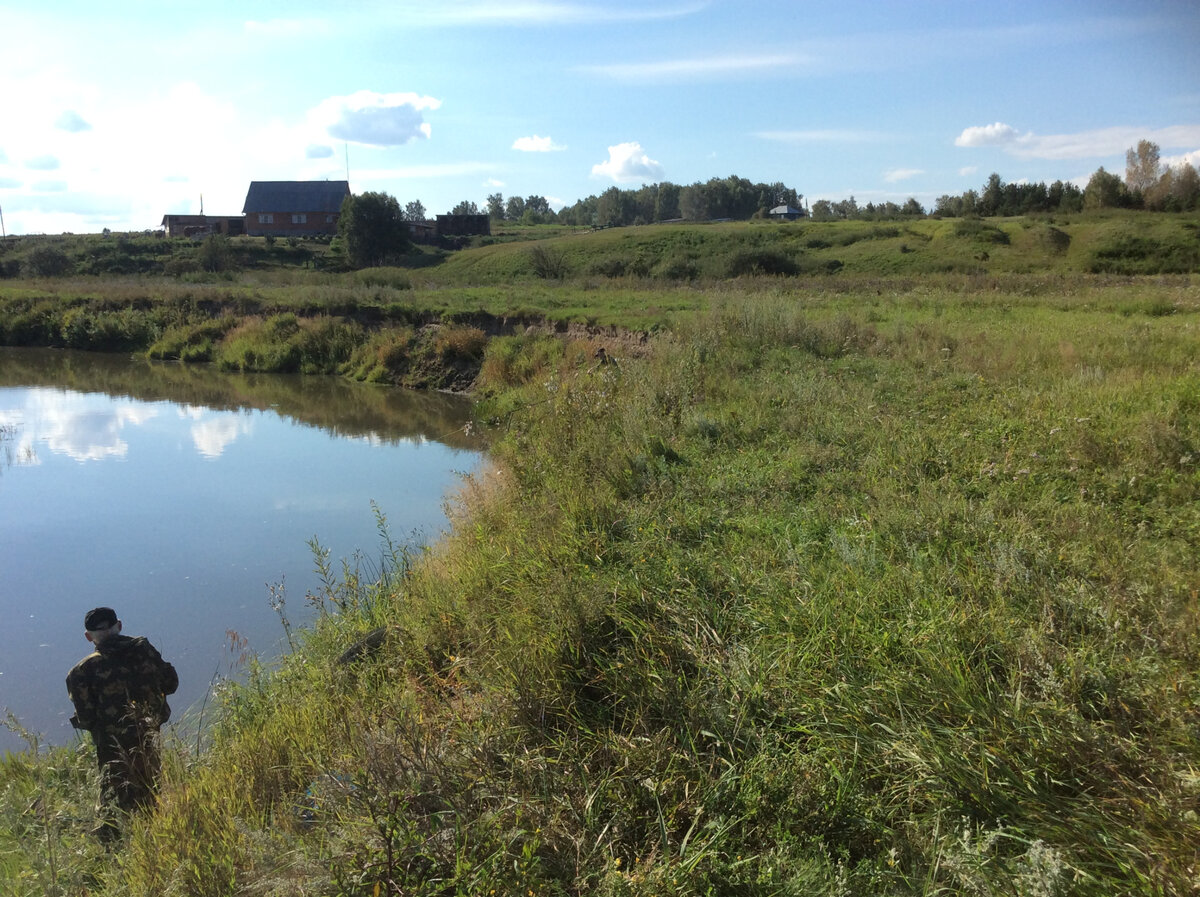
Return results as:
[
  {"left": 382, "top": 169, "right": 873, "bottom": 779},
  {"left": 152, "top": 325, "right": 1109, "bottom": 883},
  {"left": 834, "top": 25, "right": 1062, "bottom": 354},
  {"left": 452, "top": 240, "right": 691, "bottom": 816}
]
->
[{"left": 0, "top": 202, "right": 5, "bottom": 239}]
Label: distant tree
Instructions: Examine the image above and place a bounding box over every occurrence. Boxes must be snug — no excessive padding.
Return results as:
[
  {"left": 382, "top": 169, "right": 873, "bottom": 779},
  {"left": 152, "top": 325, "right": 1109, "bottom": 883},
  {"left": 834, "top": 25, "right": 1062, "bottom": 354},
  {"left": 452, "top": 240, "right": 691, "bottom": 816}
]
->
[
  {"left": 1125, "top": 140, "right": 1163, "bottom": 197},
  {"left": 1083, "top": 167, "right": 1130, "bottom": 210},
  {"left": 403, "top": 200, "right": 427, "bottom": 222},
  {"left": 338, "top": 191, "right": 410, "bottom": 268},
  {"left": 524, "top": 195, "right": 552, "bottom": 217},
  {"left": 810, "top": 199, "right": 835, "bottom": 221},
  {"left": 486, "top": 193, "right": 505, "bottom": 220},
  {"left": 451, "top": 200, "right": 481, "bottom": 215},
  {"left": 505, "top": 195, "right": 526, "bottom": 221},
  {"left": 901, "top": 197, "right": 925, "bottom": 217},
  {"left": 655, "top": 182, "right": 682, "bottom": 221},
  {"left": 679, "top": 184, "right": 709, "bottom": 221}
]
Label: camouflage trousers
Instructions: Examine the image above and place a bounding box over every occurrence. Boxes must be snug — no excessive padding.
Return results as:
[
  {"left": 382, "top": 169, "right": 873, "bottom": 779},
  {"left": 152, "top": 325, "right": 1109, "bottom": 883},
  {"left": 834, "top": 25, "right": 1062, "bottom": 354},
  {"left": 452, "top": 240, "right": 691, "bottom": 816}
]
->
[{"left": 91, "top": 721, "right": 162, "bottom": 825}]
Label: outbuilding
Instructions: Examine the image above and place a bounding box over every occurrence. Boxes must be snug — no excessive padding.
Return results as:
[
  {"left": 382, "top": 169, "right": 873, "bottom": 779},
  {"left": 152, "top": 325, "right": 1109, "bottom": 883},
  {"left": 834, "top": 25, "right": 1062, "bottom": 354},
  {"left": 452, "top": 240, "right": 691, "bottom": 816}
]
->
[{"left": 768, "top": 204, "right": 805, "bottom": 221}]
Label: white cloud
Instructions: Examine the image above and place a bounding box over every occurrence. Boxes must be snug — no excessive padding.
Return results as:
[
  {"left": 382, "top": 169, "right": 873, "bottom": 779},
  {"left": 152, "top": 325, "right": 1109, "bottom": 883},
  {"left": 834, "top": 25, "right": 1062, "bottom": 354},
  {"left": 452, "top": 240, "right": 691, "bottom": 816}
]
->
[
  {"left": 883, "top": 168, "right": 923, "bottom": 183},
  {"left": 306, "top": 144, "right": 334, "bottom": 159},
  {"left": 591, "top": 142, "right": 665, "bottom": 183},
  {"left": 954, "top": 121, "right": 1200, "bottom": 160},
  {"left": 309, "top": 91, "right": 442, "bottom": 148},
  {"left": 54, "top": 111, "right": 91, "bottom": 133},
  {"left": 25, "top": 154, "right": 60, "bottom": 171},
  {"left": 32, "top": 180, "right": 68, "bottom": 192},
  {"left": 958, "top": 165, "right": 979, "bottom": 177},
  {"left": 954, "top": 122, "right": 1022, "bottom": 147},
  {"left": 485, "top": 178, "right": 505, "bottom": 188},
  {"left": 1161, "top": 149, "right": 1200, "bottom": 169},
  {"left": 512, "top": 134, "right": 566, "bottom": 152},
  {"left": 582, "top": 53, "right": 810, "bottom": 81}
]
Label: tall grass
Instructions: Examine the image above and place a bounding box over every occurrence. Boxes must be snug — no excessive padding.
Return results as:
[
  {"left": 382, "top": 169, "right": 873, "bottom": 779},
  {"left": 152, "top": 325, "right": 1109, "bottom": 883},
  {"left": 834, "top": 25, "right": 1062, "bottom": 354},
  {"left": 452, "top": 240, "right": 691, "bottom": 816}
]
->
[{"left": 3, "top": 277, "right": 1198, "bottom": 894}]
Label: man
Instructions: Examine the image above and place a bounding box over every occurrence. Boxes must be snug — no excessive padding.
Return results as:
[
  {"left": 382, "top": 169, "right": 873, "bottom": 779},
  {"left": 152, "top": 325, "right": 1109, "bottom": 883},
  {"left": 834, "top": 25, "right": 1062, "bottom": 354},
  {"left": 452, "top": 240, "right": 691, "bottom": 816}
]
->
[{"left": 66, "top": 606, "right": 178, "bottom": 839}]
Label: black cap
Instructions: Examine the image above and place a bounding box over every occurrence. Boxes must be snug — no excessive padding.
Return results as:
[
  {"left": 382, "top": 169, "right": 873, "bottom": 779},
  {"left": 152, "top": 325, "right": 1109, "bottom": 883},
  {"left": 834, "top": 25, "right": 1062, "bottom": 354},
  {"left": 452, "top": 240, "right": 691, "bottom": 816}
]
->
[{"left": 84, "top": 607, "right": 118, "bottom": 630}]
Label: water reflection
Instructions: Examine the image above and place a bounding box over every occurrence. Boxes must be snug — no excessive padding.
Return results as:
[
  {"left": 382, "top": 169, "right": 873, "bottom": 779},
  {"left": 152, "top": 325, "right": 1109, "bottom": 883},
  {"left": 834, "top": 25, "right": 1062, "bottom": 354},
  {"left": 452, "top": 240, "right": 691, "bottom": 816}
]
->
[
  {"left": 0, "top": 347, "right": 484, "bottom": 755},
  {"left": 0, "top": 347, "right": 482, "bottom": 453}
]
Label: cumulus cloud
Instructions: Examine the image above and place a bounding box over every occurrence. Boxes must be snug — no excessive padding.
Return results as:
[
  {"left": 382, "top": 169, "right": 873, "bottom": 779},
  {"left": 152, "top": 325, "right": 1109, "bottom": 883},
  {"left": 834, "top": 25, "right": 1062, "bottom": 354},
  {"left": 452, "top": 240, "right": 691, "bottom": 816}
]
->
[
  {"left": 958, "top": 165, "right": 979, "bottom": 176},
  {"left": 25, "top": 154, "right": 60, "bottom": 171},
  {"left": 54, "top": 110, "right": 92, "bottom": 133},
  {"left": 883, "top": 168, "right": 923, "bottom": 183},
  {"left": 512, "top": 134, "right": 565, "bottom": 152},
  {"left": 954, "top": 122, "right": 1022, "bottom": 148},
  {"left": 954, "top": 121, "right": 1200, "bottom": 160},
  {"left": 309, "top": 90, "right": 442, "bottom": 147},
  {"left": 591, "top": 142, "right": 665, "bottom": 183},
  {"left": 306, "top": 144, "right": 334, "bottom": 159}
]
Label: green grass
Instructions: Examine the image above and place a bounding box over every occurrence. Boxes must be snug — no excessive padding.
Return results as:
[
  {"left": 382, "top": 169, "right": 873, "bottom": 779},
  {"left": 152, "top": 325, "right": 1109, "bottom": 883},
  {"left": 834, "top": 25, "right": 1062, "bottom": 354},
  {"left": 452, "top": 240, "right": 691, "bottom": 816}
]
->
[{"left": 1, "top": 218, "right": 1199, "bottom": 894}]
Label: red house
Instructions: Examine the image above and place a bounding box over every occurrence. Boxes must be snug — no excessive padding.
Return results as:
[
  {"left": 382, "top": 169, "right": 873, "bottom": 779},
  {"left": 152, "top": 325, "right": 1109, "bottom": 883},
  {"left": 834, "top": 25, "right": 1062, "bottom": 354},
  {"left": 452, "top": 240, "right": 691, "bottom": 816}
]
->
[{"left": 242, "top": 181, "right": 350, "bottom": 237}]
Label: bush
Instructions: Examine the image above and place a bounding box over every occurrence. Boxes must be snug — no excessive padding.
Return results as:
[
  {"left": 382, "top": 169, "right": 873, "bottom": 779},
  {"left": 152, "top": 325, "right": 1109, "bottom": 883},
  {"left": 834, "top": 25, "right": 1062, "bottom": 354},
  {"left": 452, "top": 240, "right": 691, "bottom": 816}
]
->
[
  {"left": 528, "top": 244, "right": 570, "bottom": 279},
  {"left": 724, "top": 248, "right": 798, "bottom": 277},
  {"left": 26, "top": 246, "right": 73, "bottom": 277}
]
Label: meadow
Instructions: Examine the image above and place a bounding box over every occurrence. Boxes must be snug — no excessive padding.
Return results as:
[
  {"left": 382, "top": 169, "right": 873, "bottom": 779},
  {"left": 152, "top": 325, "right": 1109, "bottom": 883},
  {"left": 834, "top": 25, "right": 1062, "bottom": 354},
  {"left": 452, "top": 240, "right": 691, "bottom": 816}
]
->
[{"left": 1, "top": 214, "right": 1198, "bottom": 895}]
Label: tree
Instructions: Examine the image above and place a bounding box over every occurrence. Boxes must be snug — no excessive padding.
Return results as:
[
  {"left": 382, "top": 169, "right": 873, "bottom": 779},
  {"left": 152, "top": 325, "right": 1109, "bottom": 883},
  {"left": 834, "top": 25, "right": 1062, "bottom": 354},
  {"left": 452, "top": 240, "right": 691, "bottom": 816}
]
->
[
  {"left": 505, "top": 195, "right": 526, "bottom": 221},
  {"left": 403, "top": 200, "right": 426, "bottom": 222},
  {"left": 451, "top": 200, "right": 481, "bottom": 215},
  {"left": 338, "top": 191, "right": 410, "bottom": 268},
  {"left": 486, "top": 193, "right": 505, "bottom": 220},
  {"left": 1083, "top": 167, "right": 1129, "bottom": 210},
  {"left": 901, "top": 197, "right": 925, "bottom": 217},
  {"left": 1125, "top": 140, "right": 1162, "bottom": 197}
]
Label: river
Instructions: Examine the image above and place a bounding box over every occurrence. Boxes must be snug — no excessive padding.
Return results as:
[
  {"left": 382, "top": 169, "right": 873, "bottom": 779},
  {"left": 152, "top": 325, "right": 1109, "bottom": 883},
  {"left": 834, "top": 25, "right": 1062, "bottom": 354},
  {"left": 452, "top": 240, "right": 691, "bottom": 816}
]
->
[{"left": 0, "top": 347, "right": 483, "bottom": 755}]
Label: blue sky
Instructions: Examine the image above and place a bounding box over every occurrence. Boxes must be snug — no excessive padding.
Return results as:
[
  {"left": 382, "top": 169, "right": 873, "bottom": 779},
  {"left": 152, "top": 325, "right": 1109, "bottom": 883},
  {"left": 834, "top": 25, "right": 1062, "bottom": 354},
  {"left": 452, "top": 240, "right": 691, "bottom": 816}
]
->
[{"left": 1, "top": 0, "right": 1198, "bottom": 234}]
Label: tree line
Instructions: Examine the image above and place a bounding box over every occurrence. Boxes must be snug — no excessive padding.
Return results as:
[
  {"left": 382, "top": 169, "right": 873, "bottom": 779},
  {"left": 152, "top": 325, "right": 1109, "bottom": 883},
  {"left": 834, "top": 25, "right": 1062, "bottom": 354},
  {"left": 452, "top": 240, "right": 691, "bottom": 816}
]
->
[{"left": 933, "top": 140, "right": 1199, "bottom": 217}]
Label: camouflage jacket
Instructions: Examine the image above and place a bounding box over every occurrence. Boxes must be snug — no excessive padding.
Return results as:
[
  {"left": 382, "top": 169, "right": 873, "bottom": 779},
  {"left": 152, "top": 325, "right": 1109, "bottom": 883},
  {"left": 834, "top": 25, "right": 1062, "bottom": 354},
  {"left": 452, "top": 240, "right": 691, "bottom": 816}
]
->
[{"left": 66, "top": 635, "right": 179, "bottom": 732}]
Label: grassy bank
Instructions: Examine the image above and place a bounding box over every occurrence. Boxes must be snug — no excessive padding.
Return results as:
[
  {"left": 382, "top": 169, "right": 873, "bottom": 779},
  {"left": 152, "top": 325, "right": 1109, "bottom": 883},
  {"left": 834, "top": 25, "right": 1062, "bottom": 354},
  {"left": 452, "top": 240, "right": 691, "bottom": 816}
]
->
[{"left": 4, "top": 275, "right": 1198, "bottom": 894}]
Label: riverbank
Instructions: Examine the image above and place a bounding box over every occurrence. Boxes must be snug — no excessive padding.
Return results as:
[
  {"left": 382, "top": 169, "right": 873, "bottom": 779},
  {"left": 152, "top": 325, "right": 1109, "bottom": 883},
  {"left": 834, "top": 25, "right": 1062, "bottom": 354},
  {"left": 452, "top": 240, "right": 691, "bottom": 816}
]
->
[{"left": 3, "top": 273, "right": 1198, "bottom": 894}]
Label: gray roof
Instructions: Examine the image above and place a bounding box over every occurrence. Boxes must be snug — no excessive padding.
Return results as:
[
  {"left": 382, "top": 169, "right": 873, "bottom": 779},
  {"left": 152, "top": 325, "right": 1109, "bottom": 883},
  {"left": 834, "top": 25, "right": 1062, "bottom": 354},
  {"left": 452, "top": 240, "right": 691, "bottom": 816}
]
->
[
  {"left": 769, "top": 204, "right": 802, "bottom": 215},
  {"left": 242, "top": 181, "right": 350, "bottom": 214}
]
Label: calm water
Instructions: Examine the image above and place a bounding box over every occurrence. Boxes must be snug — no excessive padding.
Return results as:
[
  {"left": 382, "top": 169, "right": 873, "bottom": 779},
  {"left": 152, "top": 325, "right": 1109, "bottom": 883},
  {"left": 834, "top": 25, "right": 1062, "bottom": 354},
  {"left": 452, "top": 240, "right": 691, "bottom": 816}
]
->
[{"left": 0, "top": 348, "right": 483, "bottom": 754}]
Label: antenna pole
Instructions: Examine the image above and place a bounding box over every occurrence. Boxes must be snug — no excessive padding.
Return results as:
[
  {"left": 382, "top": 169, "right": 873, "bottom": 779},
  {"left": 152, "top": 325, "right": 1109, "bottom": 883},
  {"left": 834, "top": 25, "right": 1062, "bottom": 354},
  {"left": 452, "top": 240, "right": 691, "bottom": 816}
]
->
[
  {"left": 0, "top": 202, "right": 5, "bottom": 239},
  {"left": 345, "top": 143, "right": 350, "bottom": 183}
]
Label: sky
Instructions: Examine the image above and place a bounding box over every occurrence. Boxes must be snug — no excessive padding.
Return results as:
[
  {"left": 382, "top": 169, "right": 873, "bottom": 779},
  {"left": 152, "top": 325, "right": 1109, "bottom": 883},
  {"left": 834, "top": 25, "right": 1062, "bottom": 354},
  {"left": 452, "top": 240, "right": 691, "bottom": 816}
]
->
[{"left": 1, "top": 0, "right": 1198, "bottom": 235}]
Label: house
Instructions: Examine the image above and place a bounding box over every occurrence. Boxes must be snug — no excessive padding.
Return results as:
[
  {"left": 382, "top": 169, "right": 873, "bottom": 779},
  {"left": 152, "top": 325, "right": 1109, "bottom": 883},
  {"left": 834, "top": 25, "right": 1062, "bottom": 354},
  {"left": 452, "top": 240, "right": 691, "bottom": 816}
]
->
[
  {"left": 768, "top": 204, "right": 805, "bottom": 221},
  {"left": 242, "top": 180, "right": 350, "bottom": 236},
  {"left": 161, "top": 214, "right": 244, "bottom": 238}
]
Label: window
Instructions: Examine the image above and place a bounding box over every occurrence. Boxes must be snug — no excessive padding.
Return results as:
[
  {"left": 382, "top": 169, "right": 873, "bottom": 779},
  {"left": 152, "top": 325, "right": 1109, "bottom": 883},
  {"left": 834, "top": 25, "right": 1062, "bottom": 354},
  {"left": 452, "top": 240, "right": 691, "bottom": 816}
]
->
[
  {"left": 258, "top": 213, "right": 274, "bottom": 224},
  {"left": 291, "top": 213, "right": 307, "bottom": 224}
]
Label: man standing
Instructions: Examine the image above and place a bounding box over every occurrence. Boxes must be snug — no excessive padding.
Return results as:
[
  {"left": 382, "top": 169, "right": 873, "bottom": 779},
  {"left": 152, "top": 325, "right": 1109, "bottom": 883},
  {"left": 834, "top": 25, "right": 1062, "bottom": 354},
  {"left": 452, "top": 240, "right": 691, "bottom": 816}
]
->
[{"left": 66, "top": 607, "right": 178, "bottom": 839}]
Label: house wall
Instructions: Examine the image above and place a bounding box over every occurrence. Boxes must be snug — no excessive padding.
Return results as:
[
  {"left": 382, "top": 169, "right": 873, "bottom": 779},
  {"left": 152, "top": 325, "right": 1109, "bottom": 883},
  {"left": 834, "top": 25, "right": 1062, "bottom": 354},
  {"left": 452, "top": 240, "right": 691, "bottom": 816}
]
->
[{"left": 244, "top": 211, "right": 341, "bottom": 237}]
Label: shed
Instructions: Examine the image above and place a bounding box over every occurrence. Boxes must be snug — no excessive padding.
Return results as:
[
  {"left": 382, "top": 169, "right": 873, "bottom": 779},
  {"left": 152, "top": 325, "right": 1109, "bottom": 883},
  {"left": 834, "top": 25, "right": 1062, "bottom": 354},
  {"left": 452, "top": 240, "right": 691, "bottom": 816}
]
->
[
  {"left": 768, "top": 204, "right": 804, "bottom": 221},
  {"left": 243, "top": 181, "right": 350, "bottom": 236}
]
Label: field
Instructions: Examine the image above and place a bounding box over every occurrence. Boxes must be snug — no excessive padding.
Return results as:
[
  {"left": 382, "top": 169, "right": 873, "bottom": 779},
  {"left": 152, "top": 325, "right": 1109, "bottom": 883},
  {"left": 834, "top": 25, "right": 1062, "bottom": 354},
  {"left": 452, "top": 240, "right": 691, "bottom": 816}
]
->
[{"left": 1, "top": 214, "right": 1199, "bottom": 895}]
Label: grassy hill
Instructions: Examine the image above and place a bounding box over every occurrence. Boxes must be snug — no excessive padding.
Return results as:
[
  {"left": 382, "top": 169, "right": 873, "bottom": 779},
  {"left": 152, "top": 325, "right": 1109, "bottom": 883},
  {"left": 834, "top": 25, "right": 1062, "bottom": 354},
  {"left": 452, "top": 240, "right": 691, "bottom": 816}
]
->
[{"left": 1, "top": 214, "right": 1199, "bottom": 895}]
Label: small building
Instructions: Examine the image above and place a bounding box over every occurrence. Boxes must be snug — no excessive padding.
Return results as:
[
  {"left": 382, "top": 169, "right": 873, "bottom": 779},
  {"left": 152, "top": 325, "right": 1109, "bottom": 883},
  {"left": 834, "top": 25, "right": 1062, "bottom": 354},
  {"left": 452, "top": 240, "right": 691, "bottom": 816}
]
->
[
  {"left": 242, "top": 180, "right": 350, "bottom": 237},
  {"left": 161, "top": 214, "right": 244, "bottom": 238},
  {"left": 768, "top": 204, "right": 805, "bottom": 221}
]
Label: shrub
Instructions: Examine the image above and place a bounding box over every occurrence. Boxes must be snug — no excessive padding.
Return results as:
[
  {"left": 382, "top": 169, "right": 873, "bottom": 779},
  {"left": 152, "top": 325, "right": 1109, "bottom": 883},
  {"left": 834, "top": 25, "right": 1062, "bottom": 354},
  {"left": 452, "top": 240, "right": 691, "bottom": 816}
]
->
[
  {"left": 25, "top": 246, "right": 73, "bottom": 277},
  {"left": 528, "top": 244, "right": 570, "bottom": 279},
  {"left": 724, "top": 248, "right": 798, "bottom": 277}
]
